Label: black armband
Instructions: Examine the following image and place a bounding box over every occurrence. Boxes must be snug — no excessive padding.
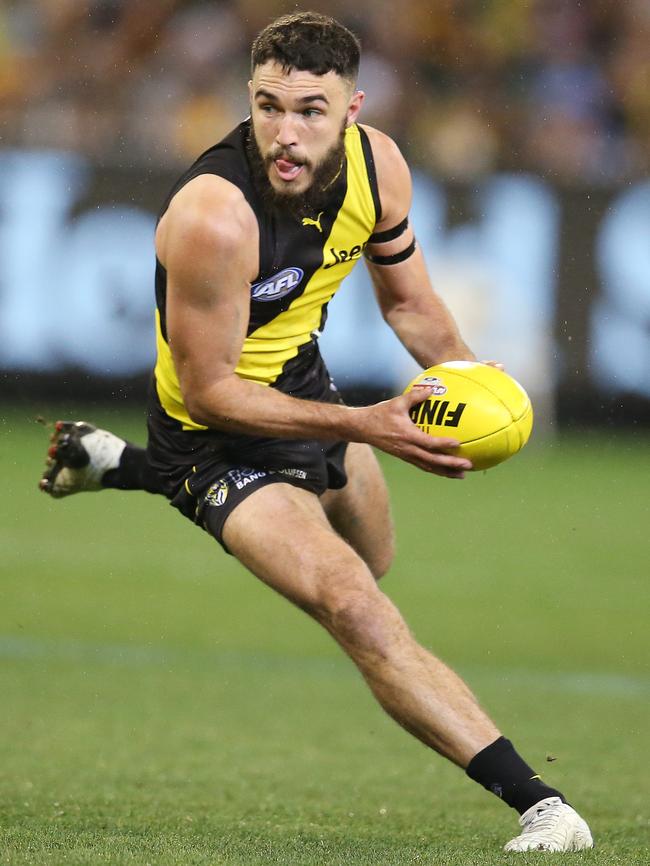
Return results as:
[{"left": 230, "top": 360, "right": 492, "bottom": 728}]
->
[
  {"left": 364, "top": 238, "right": 417, "bottom": 266},
  {"left": 368, "top": 216, "right": 409, "bottom": 244}
]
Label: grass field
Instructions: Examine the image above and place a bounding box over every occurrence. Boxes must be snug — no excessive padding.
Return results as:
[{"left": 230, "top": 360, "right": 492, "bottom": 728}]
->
[{"left": 1, "top": 408, "right": 649, "bottom": 865}]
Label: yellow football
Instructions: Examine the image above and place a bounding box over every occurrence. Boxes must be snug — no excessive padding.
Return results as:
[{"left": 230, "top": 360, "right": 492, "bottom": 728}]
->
[{"left": 404, "top": 361, "right": 533, "bottom": 470}]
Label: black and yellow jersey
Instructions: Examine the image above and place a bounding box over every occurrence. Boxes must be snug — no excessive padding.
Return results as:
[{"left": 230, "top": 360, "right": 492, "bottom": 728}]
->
[{"left": 152, "top": 118, "right": 381, "bottom": 434}]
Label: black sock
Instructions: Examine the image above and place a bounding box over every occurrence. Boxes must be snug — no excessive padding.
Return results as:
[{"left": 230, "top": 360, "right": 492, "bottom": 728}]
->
[
  {"left": 102, "top": 444, "right": 164, "bottom": 494},
  {"left": 466, "top": 736, "right": 566, "bottom": 815}
]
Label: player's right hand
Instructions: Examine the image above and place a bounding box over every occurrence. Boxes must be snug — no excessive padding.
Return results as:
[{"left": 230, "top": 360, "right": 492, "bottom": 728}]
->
[{"left": 356, "top": 386, "right": 473, "bottom": 478}]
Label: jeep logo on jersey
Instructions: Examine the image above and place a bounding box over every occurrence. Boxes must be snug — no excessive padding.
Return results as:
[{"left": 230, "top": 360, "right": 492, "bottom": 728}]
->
[
  {"left": 323, "top": 243, "right": 366, "bottom": 269},
  {"left": 251, "top": 267, "right": 304, "bottom": 302}
]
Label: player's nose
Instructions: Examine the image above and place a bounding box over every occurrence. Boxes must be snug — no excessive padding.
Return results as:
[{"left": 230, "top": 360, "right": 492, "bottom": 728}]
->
[{"left": 275, "top": 113, "right": 299, "bottom": 148}]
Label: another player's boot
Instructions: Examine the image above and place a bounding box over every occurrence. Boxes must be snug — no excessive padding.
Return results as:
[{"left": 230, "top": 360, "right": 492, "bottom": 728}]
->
[
  {"left": 40, "top": 421, "right": 126, "bottom": 498},
  {"left": 504, "top": 797, "right": 594, "bottom": 852}
]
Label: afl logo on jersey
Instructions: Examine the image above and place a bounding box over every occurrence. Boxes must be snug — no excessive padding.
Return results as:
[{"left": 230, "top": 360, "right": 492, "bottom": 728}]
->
[{"left": 250, "top": 267, "right": 304, "bottom": 302}]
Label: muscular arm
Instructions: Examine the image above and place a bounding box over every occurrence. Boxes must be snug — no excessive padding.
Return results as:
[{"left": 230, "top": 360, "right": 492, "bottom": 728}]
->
[
  {"left": 157, "top": 175, "right": 471, "bottom": 477},
  {"left": 362, "top": 126, "right": 475, "bottom": 367}
]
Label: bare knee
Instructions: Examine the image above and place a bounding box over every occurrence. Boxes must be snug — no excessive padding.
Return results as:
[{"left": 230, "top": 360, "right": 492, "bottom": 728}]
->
[
  {"left": 321, "top": 443, "right": 395, "bottom": 582},
  {"left": 329, "top": 589, "right": 387, "bottom": 647},
  {"left": 327, "top": 509, "right": 394, "bottom": 581},
  {"left": 369, "top": 533, "right": 395, "bottom": 581},
  {"left": 323, "top": 530, "right": 393, "bottom": 582},
  {"left": 311, "top": 579, "right": 404, "bottom": 660}
]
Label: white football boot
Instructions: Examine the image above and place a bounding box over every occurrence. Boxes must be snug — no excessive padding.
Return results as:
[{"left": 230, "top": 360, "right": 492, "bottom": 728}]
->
[
  {"left": 504, "top": 797, "right": 594, "bottom": 852},
  {"left": 40, "top": 421, "right": 126, "bottom": 498}
]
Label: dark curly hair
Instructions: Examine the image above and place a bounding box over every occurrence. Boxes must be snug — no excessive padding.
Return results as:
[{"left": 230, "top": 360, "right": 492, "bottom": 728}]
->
[{"left": 251, "top": 12, "right": 361, "bottom": 84}]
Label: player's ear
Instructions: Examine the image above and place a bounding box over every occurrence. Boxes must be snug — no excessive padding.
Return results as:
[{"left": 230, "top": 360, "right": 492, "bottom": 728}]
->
[
  {"left": 247, "top": 80, "right": 253, "bottom": 105},
  {"left": 345, "top": 90, "right": 365, "bottom": 127}
]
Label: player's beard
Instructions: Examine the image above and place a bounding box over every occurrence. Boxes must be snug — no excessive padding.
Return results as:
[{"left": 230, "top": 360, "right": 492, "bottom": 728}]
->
[{"left": 246, "top": 121, "right": 346, "bottom": 221}]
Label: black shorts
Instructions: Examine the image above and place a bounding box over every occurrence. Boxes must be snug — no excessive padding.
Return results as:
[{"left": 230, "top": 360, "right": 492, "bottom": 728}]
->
[
  {"left": 168, "top": 435, "right": 347, "bottom": 551},
  {"left": 146, "top": 347, "right": 348, "bottom": 552}
]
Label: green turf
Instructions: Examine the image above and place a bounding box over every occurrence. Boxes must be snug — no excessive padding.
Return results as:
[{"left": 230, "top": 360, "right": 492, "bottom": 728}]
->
[{"left": 1, "top": 409, "right": 649, "bottom": 864}]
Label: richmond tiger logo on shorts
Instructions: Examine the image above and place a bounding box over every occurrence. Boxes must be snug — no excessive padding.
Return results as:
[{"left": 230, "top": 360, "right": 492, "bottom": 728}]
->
[{"left": 205, "top": 479, "right": 229, "bottom": 507}]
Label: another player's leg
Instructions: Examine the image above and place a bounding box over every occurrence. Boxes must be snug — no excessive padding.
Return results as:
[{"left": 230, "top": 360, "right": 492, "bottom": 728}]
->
[
  {"left": 40, "top": 420, "right": 163, "bottom": 497},
  {"left": 221, "top": 482, "right": 593, "bottom": 852},
  {"left": 320, "top": 442, "right": 394, "bottom": 580}
]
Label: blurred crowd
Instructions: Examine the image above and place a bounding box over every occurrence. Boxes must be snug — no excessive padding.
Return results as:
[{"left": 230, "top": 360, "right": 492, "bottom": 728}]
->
[{"left": 1, "top": 0, "right": 649, "bottom": 183}]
